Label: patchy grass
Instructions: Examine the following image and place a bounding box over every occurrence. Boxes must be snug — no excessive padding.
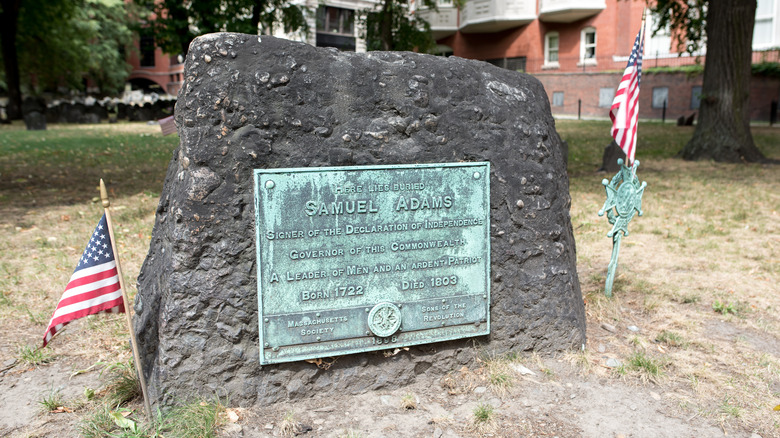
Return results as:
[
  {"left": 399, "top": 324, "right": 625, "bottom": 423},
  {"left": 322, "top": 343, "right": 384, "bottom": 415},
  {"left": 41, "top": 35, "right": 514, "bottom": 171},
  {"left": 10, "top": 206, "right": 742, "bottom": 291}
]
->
[
  {"left": 38, "top": 388, "right": 66, "bottom": 412},
  {"left": 101, "top": 360, "right": 142, "bottom": 408},
  {"left": 1, "top": 120, "right": 779, "bottom": 437},
  {"left": 17, "top": 343, "right": 54, "bottom": 367},
  {"left": 570, "top": 119, "right": 780, "bottom": 435},
  {"left": 627, "top": 352, "right": 665, "bottom": 379},
  {"left": 400, "top": 393, "right": 417, "bottom": 410}
]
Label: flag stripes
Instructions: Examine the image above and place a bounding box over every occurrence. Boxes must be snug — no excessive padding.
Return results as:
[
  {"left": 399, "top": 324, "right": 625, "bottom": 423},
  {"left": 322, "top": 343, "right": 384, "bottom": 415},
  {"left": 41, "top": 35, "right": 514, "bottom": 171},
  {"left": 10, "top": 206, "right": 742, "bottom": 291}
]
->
[
  {"left": 42, "top": 214, "right": 125, "bottom": 347},
  {"left": 610, "top": 26, "right": 644, "bottom": 165}
]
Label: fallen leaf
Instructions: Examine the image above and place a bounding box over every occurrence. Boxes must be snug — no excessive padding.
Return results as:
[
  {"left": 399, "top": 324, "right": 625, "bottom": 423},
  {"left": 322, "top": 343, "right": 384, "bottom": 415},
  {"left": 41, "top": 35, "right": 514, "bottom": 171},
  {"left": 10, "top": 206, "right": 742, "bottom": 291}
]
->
[
  {"left": 774, "top": 404, "right": 780, "bottom": 411},
  {"left": 110, "top": 411, "right": 137, "bottom": 432}
]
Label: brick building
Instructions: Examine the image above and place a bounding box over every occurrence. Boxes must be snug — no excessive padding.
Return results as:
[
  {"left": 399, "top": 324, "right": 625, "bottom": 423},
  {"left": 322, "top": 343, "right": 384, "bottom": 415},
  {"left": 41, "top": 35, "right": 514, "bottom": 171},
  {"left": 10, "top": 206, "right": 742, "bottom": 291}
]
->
[{"left": 127, "top": 0, "right": 780, "bottom": 121}]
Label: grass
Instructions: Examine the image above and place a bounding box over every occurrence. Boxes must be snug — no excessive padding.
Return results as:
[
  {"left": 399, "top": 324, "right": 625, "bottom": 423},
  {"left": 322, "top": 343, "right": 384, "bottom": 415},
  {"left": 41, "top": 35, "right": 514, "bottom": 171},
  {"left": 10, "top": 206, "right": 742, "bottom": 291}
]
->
[
  {"left": 656, "top": 330, "right": 687, "bottom": 348},
  {"left": 1, "top": 120, "right": 779, "bottom": 437},
  {"left": 626, "top": 352, "right": 665, "bottom": 379},
  {"left": 713, "top": 300, "right": 737, "bottom": 315},
  {"left": 101, "top": 360, "right": 142, "bottom": 408},
  {"left": 400, "top": 393, "right": 417, "bottom": 410},
  {"left": 279, "top": 410, "right": 298, "bottom": 437},
  {"left": 39, "top": 388, "right": 65, "bottom": 412},
  {"left": 17, "top": 344, "right": 54, "bottom": 367},
  {"left": 472, "top": 403, "right": 494, "bottom": 423}
]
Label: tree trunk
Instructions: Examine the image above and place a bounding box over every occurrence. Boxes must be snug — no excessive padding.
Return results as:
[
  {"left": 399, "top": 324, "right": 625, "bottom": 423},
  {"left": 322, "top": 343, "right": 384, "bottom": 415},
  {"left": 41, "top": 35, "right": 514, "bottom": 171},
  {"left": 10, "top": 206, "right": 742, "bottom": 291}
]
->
[
  {"left": 380, "top": 0, "right": 393, "bottom": 51},
  {"left": 0, "top": 0, "right": 22, "bottom": 120},
  {"left": 681, "top": 0, "right": 766, "bottom": 162}
]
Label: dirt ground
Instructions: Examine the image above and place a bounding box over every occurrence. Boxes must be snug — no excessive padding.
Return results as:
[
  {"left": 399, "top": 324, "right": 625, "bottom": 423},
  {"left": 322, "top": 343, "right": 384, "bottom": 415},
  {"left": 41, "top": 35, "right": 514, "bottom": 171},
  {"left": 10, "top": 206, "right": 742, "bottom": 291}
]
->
[{"left": 1, "top": 122, "right": 778, "bottom": 437}]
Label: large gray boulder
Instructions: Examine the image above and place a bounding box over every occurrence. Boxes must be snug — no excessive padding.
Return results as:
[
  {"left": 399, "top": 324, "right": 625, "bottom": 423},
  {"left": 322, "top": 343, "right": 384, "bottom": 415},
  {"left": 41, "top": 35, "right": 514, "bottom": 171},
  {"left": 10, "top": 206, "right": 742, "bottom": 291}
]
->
[{"left": 135, "top": 33, "right": 585, "bottom": 408}]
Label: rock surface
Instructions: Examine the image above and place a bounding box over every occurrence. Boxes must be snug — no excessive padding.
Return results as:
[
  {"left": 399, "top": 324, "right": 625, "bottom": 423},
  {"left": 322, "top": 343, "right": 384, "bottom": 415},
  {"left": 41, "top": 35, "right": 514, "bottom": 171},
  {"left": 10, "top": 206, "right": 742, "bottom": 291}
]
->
[{"left": 135, "top": 33, "right": 585, "bottom": 408}]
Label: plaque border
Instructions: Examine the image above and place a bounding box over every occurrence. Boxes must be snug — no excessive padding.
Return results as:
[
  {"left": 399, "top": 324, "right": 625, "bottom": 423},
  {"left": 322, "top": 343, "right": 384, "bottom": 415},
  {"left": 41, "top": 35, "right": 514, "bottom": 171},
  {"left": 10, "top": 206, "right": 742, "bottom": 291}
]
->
[{"left": 254, "top": 162, "right": 491, "bottom": 364}]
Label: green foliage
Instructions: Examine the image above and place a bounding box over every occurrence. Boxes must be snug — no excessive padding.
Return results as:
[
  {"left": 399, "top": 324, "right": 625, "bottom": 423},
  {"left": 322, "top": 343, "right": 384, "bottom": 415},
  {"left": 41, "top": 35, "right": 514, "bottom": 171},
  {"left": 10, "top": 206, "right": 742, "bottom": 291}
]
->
[
  {"left": 644, "top": 64, "right": 704, "bottom": 78},
  {"left": 38, "top": 387, "right": 65, "bottom": 412},
  {"left": 138, "top": 0, "right": 309, "bottom": 56},
  {"left": 101, "top": 359, "right": 141, "bottom": 408},
  {"left": 364, "top": 0, "right": 437, "bottom": 53},
  {"left": 17, "top": 344, "right": 54, "bottom": 367},
  {"left": 649, "top": 0, "right": 707, "bottom": 55},
  {"left": 627, "top": 351, "right": 665, "bottom": 378},
  {"left": 9, "top": 0, "right": 135, "bottom": 95},
  {"left": 712, "top": 300, "right": 737, "bottom": 315},
  {"left": 752, "top": 61, "right": 780, "bottom": 78},
  {"left": 80, "top": 398, "right": 225, "bottom": 438},
  {"left": 157, "top": 397, "right": 226, "bottom": 438},
  {"left": 656, "top": 330, "right": 687, "bottom": 348},
  {"left": 472, "top": 403, "right": 494, "bottom": 423}
]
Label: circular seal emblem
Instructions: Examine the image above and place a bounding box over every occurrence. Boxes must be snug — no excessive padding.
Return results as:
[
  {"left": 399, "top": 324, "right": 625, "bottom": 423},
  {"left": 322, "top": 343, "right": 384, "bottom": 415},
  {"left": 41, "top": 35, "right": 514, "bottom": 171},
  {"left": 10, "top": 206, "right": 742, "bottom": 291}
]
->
[{"left": 367, "top": 302, "right": 402, "bottom": 337}]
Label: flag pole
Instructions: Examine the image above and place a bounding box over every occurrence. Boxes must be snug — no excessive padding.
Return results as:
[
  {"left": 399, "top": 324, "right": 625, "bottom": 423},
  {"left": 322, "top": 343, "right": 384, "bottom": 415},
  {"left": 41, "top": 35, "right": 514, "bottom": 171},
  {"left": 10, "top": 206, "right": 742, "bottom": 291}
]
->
[{"left": 100, "top": 179, "right": 153, "bottom": 422}]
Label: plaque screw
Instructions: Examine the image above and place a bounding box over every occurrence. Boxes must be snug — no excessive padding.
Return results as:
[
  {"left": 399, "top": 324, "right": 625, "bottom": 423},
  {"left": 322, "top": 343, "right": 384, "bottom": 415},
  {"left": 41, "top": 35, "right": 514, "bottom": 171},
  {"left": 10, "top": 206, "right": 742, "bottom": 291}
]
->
[
  {"left": 316, "top": 336, "right": 321, "bottom": 341},
  {"left": 264, "top": 342, "right": 269, "bottom": 347},
  {"left": 264, "top": 318, "right": 269, "bottom": 323},
  {"left": 265, "top": 180, "right": 275, "bottom": 189},
  {"left": 473, "top": 171, "right": 480, "bottom": 179},
  {"left": 483, "top": 295, "right": 487, "bottom": 299},
  {"left": 442, "top": 299, "right": 446, "bottom": 304},
  {"left": 316, "top": 313, "right": 321, "bottom": 317},
  {"left": 365, "top": 331, "right": 370, "bottom": 336},
  {"left": 272, "top": 347, "right": 279, "bottom": 352},
  {"left": 475, "top": 322, "right": 480, "bottom": 327},
  {"left": 441, "top": 322, "right": 446, "bottom": 326},
  {"left": 365, "top": 308, "right": 370, "bottom": 313}
]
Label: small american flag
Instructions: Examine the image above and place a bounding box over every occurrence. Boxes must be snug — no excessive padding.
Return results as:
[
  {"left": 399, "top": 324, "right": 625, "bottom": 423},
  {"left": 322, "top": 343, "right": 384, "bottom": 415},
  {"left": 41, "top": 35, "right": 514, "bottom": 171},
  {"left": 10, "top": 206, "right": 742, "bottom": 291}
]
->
[
  {"left": 43, "top": 214, "right": 124, "bottom": 347},
  {"left": 159, "top": 115, "right": 176, "bottom": 136},
  {"left": 610, "top": 26, "right": 645, "bottom": 165}
]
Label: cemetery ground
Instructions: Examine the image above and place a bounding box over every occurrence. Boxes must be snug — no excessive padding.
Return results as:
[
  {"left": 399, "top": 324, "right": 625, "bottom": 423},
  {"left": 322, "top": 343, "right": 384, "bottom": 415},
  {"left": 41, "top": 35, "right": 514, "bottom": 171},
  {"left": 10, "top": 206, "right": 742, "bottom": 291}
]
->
[{"left": 0, "top": 120, "right": 778, "bottom": 438}]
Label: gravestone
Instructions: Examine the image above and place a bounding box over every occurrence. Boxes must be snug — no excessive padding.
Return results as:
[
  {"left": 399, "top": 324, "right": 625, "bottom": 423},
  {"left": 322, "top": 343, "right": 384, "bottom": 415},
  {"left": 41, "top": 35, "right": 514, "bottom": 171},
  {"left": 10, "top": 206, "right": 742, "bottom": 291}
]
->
[
  {"left": 599, "top": 140, "right": 626, "bottom": 173},
  {"left": 22, "top": 97, "right": 46, "bottom": 131},
  {"left": 135, "top": 33, "right": 585, "bottom": 408}
]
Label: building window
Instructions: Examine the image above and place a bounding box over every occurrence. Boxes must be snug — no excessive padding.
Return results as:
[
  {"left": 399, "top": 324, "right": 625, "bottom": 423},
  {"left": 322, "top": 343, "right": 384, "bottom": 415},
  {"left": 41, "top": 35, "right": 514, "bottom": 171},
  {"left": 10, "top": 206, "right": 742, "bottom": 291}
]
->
[
  {"left": 486, "top": 57, "right": 527, "bottom": 71},
  {"left": 690, "top": 86, "right": 703, "bottom": 109},
  {"left": 599, "top": 88, "right": 614, "bottom": 108},
  {"left": 646, "top": 12, "right": 672, "bottom": 56},
  {"left": 552, "top": 92, "right": 564, "bottom": 107},
  {"left": 317, "top": 6, "right": 354, "bottom": 36},
  {"left": 140, "top": 33, "right": 155, "bottom": 68},
  {"left": 754, "top": 0, "right": 775, "bottom": 47},
  {"left": 652, "top": 87, "right": 669, "bottom": 109},
  {"left": 544, "top": 32, "right": 559, "bottom": 68},
  {"left": 316, "top": 6, "right": 356, "bottom": 51},
  {"left": 580, "top": 27, "right": 596, "bottom": 63}
]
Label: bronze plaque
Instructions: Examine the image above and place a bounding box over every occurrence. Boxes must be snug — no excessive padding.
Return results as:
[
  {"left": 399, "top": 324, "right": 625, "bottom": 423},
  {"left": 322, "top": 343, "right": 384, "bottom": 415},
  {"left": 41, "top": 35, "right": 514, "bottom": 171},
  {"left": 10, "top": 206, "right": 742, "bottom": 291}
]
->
[{"left": 254, "top": 163, "right": 490, "bottom": 364}]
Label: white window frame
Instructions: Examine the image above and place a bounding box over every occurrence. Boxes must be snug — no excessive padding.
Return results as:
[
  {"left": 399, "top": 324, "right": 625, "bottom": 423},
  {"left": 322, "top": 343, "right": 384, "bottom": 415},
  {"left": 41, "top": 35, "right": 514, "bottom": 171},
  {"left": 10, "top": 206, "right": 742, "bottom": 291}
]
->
[
  {"left": 753, "top": 0, "right": 776, "bottom": 49},
  {"left": 579, "top": 27, "right": 597, "bottom": 65},
  {"left": 544, "top": 32, "right": 560, "bottom": 69}
]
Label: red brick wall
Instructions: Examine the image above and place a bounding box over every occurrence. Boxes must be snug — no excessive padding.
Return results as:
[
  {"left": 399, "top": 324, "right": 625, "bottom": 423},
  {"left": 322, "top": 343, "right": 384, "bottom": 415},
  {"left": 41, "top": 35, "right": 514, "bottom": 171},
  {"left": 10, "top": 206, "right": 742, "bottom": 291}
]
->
[
  {"left": 535, "top": 72, "right": 780, "bottom": 122},
  {"left": 439, "top": 0, "right": 647, "bottom": 74}
]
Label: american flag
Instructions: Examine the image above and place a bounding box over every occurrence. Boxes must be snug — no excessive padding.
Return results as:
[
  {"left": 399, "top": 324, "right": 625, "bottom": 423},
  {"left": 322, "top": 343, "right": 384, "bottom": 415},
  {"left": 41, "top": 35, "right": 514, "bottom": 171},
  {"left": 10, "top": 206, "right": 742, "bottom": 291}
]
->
[
  {"left": 42, "top": 214, "right": 124, "bottom": 347},
  {"left": 610, "top": 26, "right": 645, "bottom": 165}
]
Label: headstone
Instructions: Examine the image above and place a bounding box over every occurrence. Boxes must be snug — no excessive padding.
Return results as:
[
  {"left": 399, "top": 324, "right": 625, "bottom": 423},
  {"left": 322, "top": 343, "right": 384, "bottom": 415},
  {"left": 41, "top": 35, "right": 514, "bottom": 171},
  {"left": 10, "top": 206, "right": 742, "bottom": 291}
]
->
[
  {"left": 22, "top": 97, "right": 46, "bottom": 130},
  {"left": 599, "top": 140, "right": 626, "bottom": 173},
  {"left": 79, "top": 113, "right": 101, "bottom": 124},
  {"left": 65, "top": 103, "right": 85, "bottom": 124},
  {"left": 136, "top": 33, "right": 585, "bottom": 409},
  {"left": 684, "top": 113, "right": 695, "bottom": 126}
]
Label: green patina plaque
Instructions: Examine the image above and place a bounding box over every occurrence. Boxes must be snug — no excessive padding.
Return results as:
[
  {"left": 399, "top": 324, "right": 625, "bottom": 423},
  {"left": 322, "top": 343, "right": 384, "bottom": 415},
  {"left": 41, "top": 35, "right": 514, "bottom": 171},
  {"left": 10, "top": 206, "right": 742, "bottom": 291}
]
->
[{"left": 254, "top": 163, "right": 491, "bottom": 365}]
